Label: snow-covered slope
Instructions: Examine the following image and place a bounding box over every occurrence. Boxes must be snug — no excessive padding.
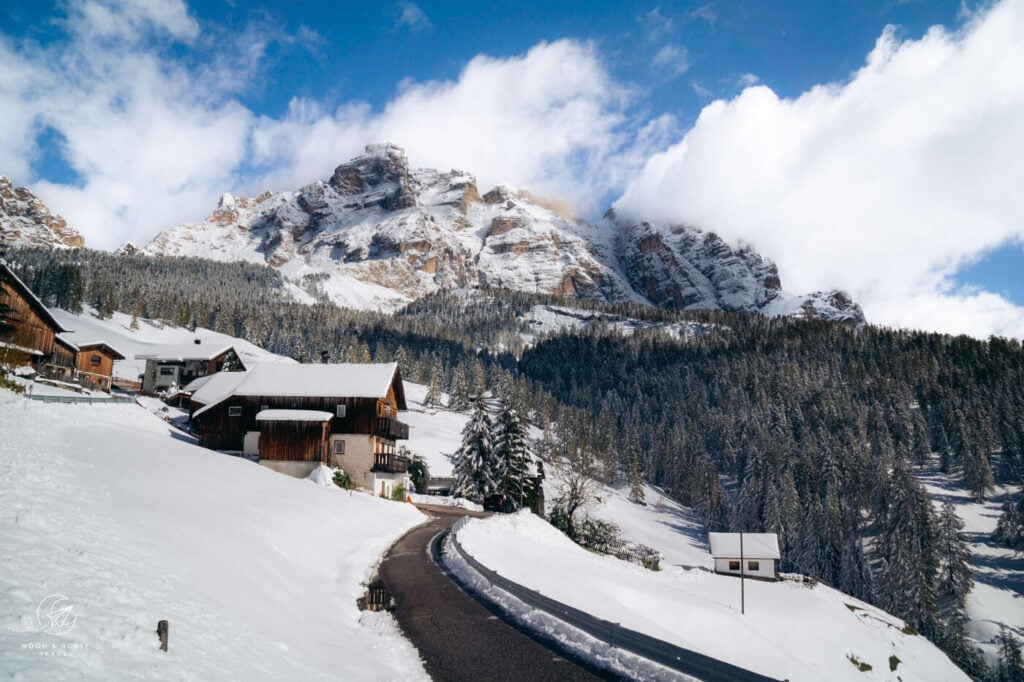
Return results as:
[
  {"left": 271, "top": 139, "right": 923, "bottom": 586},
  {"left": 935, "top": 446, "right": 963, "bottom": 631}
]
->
[
  {"left": 0, "top": 391, "right": 428, "bottom": 680},
  {"left": 455, "top": 511, "right": 966, "bottom": 681},
  {"left": 0, "top": 176, "right": 84, "bottom": 250},
  {"left": 140, "top": 143, "right": 863, "bottom": 324}
]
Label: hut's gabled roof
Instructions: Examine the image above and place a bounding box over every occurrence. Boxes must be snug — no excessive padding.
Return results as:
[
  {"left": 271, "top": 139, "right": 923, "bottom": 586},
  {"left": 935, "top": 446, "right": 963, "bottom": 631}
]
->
[{"left": 708, "top": 532, "right": 780, "bottom": 560}]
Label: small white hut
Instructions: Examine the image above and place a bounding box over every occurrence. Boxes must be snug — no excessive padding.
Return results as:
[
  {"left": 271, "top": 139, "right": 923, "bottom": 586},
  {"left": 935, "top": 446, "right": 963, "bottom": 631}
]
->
[{"left": 708, "top": 532, "right": 780, "bottom": 580}]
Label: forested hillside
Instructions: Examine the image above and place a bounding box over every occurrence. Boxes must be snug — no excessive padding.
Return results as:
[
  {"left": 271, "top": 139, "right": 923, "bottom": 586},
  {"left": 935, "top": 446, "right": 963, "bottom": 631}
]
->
[{"left": 6, "top": 247, "right": 1023, "bottom": 676}]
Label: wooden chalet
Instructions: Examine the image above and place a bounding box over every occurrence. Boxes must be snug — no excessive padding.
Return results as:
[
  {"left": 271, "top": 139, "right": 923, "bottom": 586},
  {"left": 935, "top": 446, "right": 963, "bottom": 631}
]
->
[
  {"left": 74, "top": 341, "right": 126, "bottom": 392},
  {"left": 135, "top": 342, "right": 244, "bottom": 394},
  {"left": 0, "top": 262, "right": 68, "bottom": 371},
  {"left": 191, "top": 363, "right": 410, "bottom": 495},
  {"left": 46, "top": 335, "right": 78, "bottom": 383}
]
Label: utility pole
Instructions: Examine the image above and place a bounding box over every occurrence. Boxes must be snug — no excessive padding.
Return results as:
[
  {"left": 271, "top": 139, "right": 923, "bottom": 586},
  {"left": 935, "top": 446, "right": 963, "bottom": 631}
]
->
[{"left": 740, "top": 531, "right": 745, "bottom": 615}]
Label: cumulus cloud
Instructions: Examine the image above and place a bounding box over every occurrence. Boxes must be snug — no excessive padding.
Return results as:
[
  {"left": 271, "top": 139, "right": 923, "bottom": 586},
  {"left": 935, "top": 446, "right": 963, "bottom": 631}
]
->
[
  {"left": 0, "top": 2, "right": 659, "bottom": 249},
  {"left": 615, "top": 0, "right": 1024, "bottom": 337},
  {"left": 249, "top": 39, "right": 667, "bottom": 216}
]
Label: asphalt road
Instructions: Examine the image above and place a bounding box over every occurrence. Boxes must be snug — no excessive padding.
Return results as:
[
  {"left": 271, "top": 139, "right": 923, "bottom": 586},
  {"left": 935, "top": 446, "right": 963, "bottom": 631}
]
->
[{"left": 378, "top": 504, "right": 609, "bottom": 681}]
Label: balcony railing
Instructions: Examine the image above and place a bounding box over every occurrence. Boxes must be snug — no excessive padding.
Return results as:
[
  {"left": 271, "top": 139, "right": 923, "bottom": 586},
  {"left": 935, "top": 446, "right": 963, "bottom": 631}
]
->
[
  {"left": 376, "top": 416, "right": 409, "bottom": 440},
  {"left": 372, "top": 453, "right": 409, "bottom": 474}
]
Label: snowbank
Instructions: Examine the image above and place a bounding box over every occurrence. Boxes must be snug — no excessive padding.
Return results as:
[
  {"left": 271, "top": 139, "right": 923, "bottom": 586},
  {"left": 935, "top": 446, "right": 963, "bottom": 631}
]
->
[{"left": 0, "top": 391, "right": 428, "bottom": 680}]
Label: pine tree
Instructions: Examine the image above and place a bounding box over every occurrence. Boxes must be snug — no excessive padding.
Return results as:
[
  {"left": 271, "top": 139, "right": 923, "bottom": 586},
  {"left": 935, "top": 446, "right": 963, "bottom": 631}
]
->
[
  {"left": 994, "top": 490, "right": 1024, "bottom": 553},
  {"left": 996, "top": 625, "right": 1024, "bottom": 682},
  {"left": 494, "top": 402, "right": 531, "bottom": 509},
  {"left": 423, "top": 363, "right": 443, "bottom": 409},
  {"left": 935, "top": 501, "right": 974, "bottom": 610},
  {"left": 628, "top": 452, "right": 646, "bottom": 505},
  {"left": 452, "top": 395, "right": 498, "bottom": 501}
]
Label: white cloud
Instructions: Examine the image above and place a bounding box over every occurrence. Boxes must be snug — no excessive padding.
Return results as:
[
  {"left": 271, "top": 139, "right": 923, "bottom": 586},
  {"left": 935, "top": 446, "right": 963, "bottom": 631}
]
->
[
  {"left": 615, "top": 0, "right": 1024, "bottom": 337},
  {"left": 250, "top": 40, "right": 665, "bottom": 217},
  {"left": 653, "top": 44, "right": 692, "bottom": 78},
  {"left": 0, "top": 3, "right": 657, "bottom": 250},
  {"left": 395, "top": 3, "right": 432, "bottom": 32}
]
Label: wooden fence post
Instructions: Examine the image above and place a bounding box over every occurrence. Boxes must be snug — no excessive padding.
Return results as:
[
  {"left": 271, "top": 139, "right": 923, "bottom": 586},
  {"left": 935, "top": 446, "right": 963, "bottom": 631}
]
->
[{"left": 157, "top": 620, "right": 169, "bottom": 651}]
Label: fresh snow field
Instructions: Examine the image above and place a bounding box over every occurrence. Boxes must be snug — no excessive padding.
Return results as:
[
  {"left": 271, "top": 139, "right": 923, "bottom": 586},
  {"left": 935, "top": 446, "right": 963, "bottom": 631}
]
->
[
  {"left": 454, "top": 511, "right": 967, "bottom": 681},
  {"left": 0, "top": 392, "right": 429, "bottom": 680}
]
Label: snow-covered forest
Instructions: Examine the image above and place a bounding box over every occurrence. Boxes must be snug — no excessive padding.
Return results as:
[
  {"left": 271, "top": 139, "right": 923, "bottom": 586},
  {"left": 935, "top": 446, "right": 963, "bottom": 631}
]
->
[{"left": 6, "top": 246, "right": 1024, "bottom": 678}]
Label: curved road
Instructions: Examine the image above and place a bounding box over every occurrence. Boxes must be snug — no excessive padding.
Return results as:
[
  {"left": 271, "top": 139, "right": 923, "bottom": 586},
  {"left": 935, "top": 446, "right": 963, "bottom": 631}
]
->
[{"left": 378, "top": 504, "right": 609, "bottom": 681}]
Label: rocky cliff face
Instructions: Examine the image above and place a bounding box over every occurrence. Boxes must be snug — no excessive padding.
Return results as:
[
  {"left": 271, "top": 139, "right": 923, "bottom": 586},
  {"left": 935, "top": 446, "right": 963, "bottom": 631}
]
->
[
  {"left": 0, "top": 177, "right": 84, "bottom": 250},
  {"left": 141, "top": 143, "right": 865, "bottom": 324}
]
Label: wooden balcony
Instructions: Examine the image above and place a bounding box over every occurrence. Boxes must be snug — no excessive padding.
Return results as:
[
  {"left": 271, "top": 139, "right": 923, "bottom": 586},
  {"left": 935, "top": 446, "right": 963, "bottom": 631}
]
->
[
  {"left": 376, "top": 416, "right": 409, "bottom": 440},
  {"left": 371, "top": 453, "right": 409, "bottom": 474}
]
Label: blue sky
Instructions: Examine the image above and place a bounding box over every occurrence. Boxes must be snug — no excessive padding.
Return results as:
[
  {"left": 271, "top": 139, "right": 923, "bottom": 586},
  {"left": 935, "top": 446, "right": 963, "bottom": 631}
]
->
[{"left": 1, "top": 0, "right": 1022, "bottom": 337}]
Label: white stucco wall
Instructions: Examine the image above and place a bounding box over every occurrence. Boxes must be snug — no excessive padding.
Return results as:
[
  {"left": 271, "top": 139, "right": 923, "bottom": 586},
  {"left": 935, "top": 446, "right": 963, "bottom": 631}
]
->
[{"left": 714, "top": 557, "right": 776, "bottom": 580}]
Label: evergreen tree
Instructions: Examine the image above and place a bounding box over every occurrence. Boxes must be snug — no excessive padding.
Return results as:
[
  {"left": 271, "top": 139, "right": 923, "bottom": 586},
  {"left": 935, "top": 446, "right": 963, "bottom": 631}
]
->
[
  {"left": 996, "top": 625, "right": 1024, "bottom": 682},
  {"left": 452, "top": 395, "right": 498, "bottom": 501},
  {"left": 423, "top": 363, "right": 443, "bottom": 409},
  {"left": 994, "top": 490, "right": 1024, "bottom": 553},
  {"left": 494, "top": 402, "right": 531, "bottom": 509},
  {"left": 628, "top": 452, "right": 646, "bottom": 505},
  {"left": 935, "top": 501, "right": 974, "bottom": 611}
]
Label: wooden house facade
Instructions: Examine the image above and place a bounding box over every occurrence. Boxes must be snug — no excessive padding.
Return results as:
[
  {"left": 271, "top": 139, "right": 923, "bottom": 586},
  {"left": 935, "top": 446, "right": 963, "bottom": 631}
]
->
[
  {"left": 191, "top": 363, "right": 410, "bottom": 494},
  {"left": 0, "top": 262, "right": 67, "bottom": 370},
  {"left": 75, "top": 342, "right": 125, "bottom": 392}
]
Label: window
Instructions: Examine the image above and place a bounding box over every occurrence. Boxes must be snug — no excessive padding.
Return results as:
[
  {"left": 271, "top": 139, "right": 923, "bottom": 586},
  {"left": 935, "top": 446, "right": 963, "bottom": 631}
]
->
[
  {"left": 748, "top": 561, "right": 760, "bottom": 571},
  {"left": 336, "top": 404, "right": 347, "bottom": 418},
  {"left": 158, "top": 367, "right": 175, "bottom": 376},
  {"left": 90, "top": 354, "right": 101, "bottom": 365},
  {"left": 228, "top": 406, "right": 242, "bottom": 417},
  {"left": 334, "top": 440, "right": 346, "bottom": 455},
  {"left": 728, "top": 560, "right": 740, "bottom": 571}
]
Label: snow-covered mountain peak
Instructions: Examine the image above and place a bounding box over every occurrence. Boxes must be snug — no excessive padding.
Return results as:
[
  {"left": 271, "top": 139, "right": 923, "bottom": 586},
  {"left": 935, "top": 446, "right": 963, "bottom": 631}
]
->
[
  {"left": 136, "top": 145, "right": 865, "bottom": 324},
  {"left": 0, "top": 176, "right": 85, "bottom": 250}
]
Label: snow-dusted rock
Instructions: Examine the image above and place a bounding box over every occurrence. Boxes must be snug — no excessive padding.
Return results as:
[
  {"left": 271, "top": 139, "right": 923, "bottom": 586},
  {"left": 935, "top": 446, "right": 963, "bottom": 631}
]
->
[{"left": 0, "top": 176, "right": 84, "bottom": 250}]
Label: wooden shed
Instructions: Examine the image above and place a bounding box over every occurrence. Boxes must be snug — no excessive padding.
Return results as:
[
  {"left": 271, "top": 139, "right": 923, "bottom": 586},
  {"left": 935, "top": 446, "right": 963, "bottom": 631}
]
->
[{"left": 254, "top": 409, "right": 333, "bottom": 478}]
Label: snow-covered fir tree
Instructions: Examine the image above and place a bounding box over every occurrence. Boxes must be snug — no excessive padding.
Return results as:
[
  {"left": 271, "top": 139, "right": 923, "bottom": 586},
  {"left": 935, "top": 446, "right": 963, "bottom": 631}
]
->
[
  {"left": 423, "top": 363, "right": 443, "bottom": 409},
  {"left": 452, "top": 395, "right": 498, "bottom": 501},
  {"left": 628, "top": 453, "right": 645, "bottom": 505},
  {"left": 995, "top": 625, "right": 1024, "bottom": 682},
  {"left": 994, "top": 489, "right": 1024, "bottom": 552},
  {"left": 935, "top": 501, "right": 974, "bottom": 610},
  {"left": 494, "top": 401, "right": 532, "bottom": 509}
]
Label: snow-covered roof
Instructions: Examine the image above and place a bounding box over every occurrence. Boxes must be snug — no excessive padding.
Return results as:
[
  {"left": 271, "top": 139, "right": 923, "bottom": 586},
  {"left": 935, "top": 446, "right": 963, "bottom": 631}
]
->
[
  {"left": 188, "top": 370, "right": 248, "bottom": 406},
  {"left": 75, "top": 341, "right": 126, "bottom": 360},
  {"left": 708, "top": 532, "right": 780, "bottom": 560},
  {"left": 134, "top": 343, "right": 236, "bottom": 362},
  {"left": 256, "top": 410, "right": 333, "bottom": 422},
  {"left": 55, "top": 335, "right": 79, "bottom": 352},
  {"left": 192, "top": 362, "right": 405, "bottom": 419}
]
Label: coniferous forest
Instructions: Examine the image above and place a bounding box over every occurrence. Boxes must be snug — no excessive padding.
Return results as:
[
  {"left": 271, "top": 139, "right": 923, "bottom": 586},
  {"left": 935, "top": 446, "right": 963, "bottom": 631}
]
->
[{"left": 7, "top": 246, "right": 1024, "bottom": 677}]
